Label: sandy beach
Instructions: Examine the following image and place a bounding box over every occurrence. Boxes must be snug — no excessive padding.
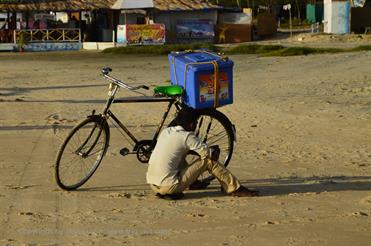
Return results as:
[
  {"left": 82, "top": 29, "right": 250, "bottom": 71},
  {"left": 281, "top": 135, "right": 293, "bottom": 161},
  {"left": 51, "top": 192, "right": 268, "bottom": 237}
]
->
[{"left": 0, "top": 46, "right": 370, "bottom": 245}]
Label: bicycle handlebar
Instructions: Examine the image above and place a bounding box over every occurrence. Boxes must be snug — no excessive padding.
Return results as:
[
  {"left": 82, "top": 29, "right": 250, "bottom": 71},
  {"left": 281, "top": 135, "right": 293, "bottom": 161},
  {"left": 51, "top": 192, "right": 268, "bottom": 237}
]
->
[{"left": 101, "top": 67, "right": 149, "bottom": 91}]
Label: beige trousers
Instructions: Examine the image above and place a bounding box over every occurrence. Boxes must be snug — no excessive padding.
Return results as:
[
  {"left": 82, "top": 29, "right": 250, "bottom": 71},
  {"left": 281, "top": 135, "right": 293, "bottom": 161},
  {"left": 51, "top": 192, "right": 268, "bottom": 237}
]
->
[{"left": 150, "top": 158, "right": 240, "bottom": 195}]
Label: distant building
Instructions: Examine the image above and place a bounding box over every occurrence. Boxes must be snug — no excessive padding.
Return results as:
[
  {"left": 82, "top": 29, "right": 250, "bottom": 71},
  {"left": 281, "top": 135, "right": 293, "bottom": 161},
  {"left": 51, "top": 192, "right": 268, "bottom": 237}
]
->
[
  {"left": 0, "top": 0, "right": 219, "bottom": 43},
  {"left": 114, "top": 0, "right": 220, "bottom": 43}
]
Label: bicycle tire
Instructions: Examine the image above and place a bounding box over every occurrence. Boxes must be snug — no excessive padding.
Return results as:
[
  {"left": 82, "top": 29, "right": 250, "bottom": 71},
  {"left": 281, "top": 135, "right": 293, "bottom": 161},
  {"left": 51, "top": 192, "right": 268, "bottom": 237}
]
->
[
  {"left": 55, "top": 115, "right": 110, "bottom": 190},
  {"left": 194, "top": 109, "right": 235, "bottom": 182},
  {"left": 170, "top": 108, "right": 235, "bottom": 183}
]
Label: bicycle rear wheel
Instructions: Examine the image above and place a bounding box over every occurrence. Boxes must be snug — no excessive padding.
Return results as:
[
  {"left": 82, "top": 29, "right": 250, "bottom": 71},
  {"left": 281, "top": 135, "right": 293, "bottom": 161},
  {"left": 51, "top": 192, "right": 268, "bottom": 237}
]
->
[
  {"left": 55, "top": 115, "right": 110, "bottom": 190},
  {"left": 187, "top": 109, "right": 235, "bottom": 183}
]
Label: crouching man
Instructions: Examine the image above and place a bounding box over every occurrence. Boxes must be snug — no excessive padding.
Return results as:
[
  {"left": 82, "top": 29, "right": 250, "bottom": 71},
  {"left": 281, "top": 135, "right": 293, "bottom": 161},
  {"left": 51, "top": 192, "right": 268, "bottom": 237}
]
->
[{"left": 146, "top": 107, "right": 258, "bottom": 199}]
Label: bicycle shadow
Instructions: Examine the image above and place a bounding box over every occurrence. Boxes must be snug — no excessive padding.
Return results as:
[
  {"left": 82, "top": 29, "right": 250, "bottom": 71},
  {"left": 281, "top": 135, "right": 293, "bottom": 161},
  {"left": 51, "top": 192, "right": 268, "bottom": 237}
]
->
[
  {"left": 79, "top": 183, "right": 151, "bottom": 192},
  {"left": 0, "top": 84, "right": 106, "bottom": 97},
  {"left": 77, "top": 175, "right": 371, "bottom": 199},
  {"left": 0, "top": 123, "right": 159, "bottom": 131}
]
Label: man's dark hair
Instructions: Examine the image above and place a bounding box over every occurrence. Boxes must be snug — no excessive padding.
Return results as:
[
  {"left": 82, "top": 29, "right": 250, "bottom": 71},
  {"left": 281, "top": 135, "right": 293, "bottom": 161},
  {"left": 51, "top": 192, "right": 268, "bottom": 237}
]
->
[{"left": 174, "top": 107, "right": 199, "bottom": 129}]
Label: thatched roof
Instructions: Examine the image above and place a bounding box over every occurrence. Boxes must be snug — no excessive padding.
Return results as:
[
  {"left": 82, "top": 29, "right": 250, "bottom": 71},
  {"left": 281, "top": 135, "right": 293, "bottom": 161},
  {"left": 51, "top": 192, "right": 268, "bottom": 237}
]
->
[
  {"left": 0, "top": 0, "right": 219, "bottom": 12},
  {"left": 153, "top": 0, "right": 219, "bottom": 11},
  {"left": 0, "top": 0, "right": 115, "bottom": 12}
]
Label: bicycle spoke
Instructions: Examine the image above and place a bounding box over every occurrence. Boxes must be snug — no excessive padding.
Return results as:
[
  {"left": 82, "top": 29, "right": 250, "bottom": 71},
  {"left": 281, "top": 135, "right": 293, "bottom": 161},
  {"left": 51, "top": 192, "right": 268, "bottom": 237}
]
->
[
  {"left": 205, "top": 133, "right": 229, "bottom": 146},
  {"left": 59, "top": 154, "right": 81, "bottom": 170},
  {"left": 87, "top": 147, "right": 105, "bottom": 157},
  {"left": 190, "top": 110, "right": 234, "bottom": 183}
]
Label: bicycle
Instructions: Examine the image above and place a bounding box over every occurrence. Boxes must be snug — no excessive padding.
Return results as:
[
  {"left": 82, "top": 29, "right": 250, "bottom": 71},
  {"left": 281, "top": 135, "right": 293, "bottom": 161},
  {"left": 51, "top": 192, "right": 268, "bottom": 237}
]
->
[{"left": 55, "top": 67, "right": 236, "bottom": 190}]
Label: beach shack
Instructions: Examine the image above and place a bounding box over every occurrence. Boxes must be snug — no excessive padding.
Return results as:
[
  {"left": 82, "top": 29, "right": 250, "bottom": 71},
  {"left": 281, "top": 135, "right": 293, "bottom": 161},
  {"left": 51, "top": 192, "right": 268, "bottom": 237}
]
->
[
  {"left": 0, "top": 0, "right": 220, "bottom": 50},
  {"left": 1, "top": 0, "right": 262, "bottom": 51},
  {"left": 113, "top": 0, "right": 220, "bottom": 44},
  {"left": 0, "top": 0, "right": 118, "bottom": 51}
]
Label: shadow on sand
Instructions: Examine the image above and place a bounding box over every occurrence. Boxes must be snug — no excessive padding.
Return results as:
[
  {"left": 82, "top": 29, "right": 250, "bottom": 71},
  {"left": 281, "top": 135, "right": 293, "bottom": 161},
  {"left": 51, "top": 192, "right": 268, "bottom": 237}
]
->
[
  {"left": 0, "top": 83, "right": 106, "bottom": 97},
  {"left": 239, "top": 175, "right": 371, "bottom": 197},
  {"left": 76, "top": 175, "right": 371, "bottom": 200}
]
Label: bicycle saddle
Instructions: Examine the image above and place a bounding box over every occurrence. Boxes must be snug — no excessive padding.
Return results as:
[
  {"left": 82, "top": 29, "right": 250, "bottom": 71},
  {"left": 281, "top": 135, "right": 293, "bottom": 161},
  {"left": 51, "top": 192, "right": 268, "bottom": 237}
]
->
[{"left": 154, "top": 85, "right": 184, "bottom": 97}]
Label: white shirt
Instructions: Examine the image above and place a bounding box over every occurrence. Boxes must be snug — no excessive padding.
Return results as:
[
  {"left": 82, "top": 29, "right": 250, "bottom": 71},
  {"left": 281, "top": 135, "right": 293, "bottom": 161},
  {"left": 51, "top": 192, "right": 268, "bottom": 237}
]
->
[{"left": 146, "top": 126, "right": 209, "bottom": 186}]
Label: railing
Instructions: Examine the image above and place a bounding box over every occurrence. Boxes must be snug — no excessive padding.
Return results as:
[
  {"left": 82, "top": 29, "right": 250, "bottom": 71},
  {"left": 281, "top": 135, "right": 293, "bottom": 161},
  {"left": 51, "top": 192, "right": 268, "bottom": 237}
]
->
[{"left": 13, "top": 28, "right": 81, "bottom": 43}]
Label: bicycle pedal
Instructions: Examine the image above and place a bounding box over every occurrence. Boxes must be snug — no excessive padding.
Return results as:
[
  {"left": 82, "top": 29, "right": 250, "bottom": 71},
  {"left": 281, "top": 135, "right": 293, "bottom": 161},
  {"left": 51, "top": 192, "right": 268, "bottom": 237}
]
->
[{"left": 119, "top": 148, "right": 130, "bottom": 156}]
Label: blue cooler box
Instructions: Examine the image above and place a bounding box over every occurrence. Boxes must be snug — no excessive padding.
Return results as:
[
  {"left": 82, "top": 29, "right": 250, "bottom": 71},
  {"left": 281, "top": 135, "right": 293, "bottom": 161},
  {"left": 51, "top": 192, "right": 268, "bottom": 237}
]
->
[{"left": 168, "top": 50, "right": 234, "bottom": 109}]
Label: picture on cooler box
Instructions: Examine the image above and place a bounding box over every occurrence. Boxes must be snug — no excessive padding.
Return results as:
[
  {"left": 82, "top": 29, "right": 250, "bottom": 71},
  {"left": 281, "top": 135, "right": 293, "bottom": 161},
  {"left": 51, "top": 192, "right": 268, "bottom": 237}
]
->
[{"left": 199, "top": 72, "right": 229, "bottom": 104}]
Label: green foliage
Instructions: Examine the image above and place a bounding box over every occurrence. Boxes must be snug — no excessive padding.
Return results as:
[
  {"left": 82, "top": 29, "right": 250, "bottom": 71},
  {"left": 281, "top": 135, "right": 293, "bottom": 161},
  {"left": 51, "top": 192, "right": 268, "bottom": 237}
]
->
[
  {"left": 226, "top": 44, "right": 285, "bottom": 54},
  {"left": 209, "top": 0, "right": 308, "bottom": 8},
  {"left": 102, "top": 43, "right": 218, "bottom": 55},
  {"left": 102, "top": 43, "right": 371, "bottom": 57},
  {"left": 350, "top": 45, "right": 371, "bottom": 52},
  {"left": 224, "top": 44, "right": 370, "bottom": 56},
  {"left": 263, "top": 47, "right": 343, "bottom": 56}
]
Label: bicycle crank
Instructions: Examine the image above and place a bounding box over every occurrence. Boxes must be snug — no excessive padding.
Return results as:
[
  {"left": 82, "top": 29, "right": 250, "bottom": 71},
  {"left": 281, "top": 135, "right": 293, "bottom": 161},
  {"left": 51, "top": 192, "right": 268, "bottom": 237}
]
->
[{"left": 134, "top": 140, "right": 155, "bottom": 163}]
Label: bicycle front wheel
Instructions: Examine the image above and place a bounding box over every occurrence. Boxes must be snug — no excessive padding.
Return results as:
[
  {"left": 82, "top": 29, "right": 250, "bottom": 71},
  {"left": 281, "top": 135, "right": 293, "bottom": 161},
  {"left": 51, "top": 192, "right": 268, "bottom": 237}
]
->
[{"left": 55, "top": 115, "right": 110, "bottom": 190}]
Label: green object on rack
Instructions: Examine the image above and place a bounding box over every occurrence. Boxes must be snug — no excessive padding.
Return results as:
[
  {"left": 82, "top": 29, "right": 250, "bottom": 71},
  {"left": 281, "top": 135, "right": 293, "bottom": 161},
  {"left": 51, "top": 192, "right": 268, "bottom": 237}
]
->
[{"left": 154, "top": 85, "right": 184, "bottom": 97}]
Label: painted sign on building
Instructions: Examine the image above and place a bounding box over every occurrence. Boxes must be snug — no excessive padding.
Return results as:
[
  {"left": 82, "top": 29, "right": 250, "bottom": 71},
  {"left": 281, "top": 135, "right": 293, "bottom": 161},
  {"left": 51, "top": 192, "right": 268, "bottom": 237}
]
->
[
  {"left": 219, "top": 12, "right": 252, "bottom": 25},
  {"left": 23, "top": 42, "right": 82, "bottom": 52},
  {"left": 116, "top": 24, "right": 165, "bottom": 45},
  {"left": 176, "top": 20, "right": 214, "bottom": 42}
]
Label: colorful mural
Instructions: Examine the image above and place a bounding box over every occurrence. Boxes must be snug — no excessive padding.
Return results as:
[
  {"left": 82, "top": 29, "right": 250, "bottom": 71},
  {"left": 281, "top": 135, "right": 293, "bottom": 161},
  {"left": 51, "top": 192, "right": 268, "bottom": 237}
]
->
[
  {"left": 117, "top": 24, "right": 165, "bottom": 45},
  {"left": 176, "top": 20, "right": 214, "bottom": 41}
]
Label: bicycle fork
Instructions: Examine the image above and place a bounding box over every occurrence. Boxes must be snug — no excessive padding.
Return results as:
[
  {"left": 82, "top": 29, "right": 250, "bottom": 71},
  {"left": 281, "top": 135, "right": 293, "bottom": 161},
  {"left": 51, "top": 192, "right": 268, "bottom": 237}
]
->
[
  {"left": 74, "top": 82, "right": 117, "bottom": 158},
  {"left": 75, "top": 119, "right": 104, "bottom": 158}
]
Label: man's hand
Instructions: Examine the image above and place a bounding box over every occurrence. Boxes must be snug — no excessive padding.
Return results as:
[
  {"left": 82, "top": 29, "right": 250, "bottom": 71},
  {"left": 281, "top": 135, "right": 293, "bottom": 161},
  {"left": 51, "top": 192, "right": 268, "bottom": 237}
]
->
[{"left": 210, "top": 145, "right": 220, "bottom": 161}]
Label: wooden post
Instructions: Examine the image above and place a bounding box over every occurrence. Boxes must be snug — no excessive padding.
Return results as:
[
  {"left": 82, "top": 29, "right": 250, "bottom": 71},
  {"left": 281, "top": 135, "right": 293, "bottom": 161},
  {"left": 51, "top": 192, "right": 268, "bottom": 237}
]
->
[
  {"left": 7, "top": 12, "right": 10, "bottom": 29},
  {"left": 11, "top": 12, "right": 16, "bottom": 30},
  {"left": 112, "top": 30, "right": 115, "bottom": 46},
  {"left": 13, "top": 30, "right": 16, "bottom": 44},
  {"left": 26, "top": 12, "right": 29, "bottom": 29},
  {"left": 289, "top": 8, "right": 292, "bottom": 37}
]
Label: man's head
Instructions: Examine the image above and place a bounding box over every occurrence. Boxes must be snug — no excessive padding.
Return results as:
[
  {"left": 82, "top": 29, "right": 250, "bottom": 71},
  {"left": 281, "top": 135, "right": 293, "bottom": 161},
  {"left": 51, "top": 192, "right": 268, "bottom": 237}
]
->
[{"left": 174, "top": 107, "right": 199, "bottom": 131}]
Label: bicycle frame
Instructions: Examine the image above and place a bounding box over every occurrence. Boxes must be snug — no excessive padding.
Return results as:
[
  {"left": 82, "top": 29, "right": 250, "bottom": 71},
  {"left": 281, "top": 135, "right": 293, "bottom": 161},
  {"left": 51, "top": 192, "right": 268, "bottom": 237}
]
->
[
  {"left": 99, "top": 70, "right": 182, "bottom": 154},
  {"left": 108, "top": 97, "right": 177, "bottom": 147}
]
